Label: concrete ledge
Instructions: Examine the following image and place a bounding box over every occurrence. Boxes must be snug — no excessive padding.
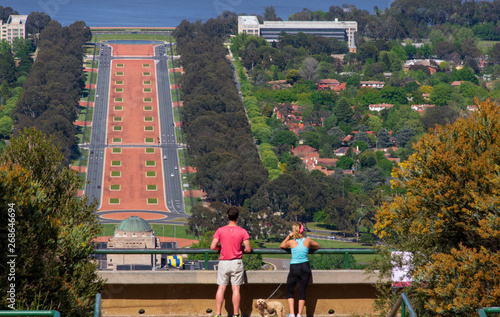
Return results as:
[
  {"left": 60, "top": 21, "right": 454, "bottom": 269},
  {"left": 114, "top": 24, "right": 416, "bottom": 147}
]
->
[
  {"left": 99, "top": 270, "right": 380, "bottom": 285},
  {"left": 100, "top": 271, "right": 385, "bottom": 316}
]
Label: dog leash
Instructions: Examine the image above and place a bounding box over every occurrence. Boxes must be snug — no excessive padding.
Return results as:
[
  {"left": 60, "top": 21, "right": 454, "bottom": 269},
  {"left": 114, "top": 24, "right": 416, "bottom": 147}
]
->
[{"left": 265, "top": 282, "right": 283, "bottom": 301}]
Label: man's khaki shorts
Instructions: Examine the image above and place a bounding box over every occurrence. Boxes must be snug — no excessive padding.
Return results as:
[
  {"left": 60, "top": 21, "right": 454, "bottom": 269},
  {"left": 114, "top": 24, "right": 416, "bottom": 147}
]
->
[{"left": 217, "top": 259, "right": 244, "bottom": 285}]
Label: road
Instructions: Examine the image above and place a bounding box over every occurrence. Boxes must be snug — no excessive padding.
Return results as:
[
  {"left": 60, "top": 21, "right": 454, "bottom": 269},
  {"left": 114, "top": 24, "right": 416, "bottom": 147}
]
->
[
  {"left": 155, "top": 43, "right": 185, "bottom": 214},
  {"left": 86, "top": 43, "right": 112, "bottom": 205}
]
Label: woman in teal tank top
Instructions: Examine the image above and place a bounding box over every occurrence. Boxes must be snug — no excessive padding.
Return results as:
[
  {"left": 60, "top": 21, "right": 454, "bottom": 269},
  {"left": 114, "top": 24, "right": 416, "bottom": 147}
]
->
[{"left": 280, "top": 223, "right": 321, "bottom": 317}]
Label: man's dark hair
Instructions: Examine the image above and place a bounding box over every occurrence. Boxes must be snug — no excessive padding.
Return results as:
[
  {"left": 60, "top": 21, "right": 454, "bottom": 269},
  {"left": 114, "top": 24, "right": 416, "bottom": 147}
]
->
[{"left": 227, "top": 206, "right": 240, "bottom": 221}]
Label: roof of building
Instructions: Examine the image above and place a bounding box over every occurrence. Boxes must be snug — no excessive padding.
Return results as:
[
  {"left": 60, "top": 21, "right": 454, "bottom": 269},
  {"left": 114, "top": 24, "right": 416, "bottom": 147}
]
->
[
  {"left": 7, "top": 15, "right": 28, "bottom": 24},
  {"left": 450, "top": 81, "right": 464, "bottom": 86},
  {"left": 360, "top": 81, "right": 385, "bottom": 85},
  {"left": 117, "top": 216, "right": 153, "bottom": 232},
  {"left": 293, "top": 145, "right": 318, "bottom": 153},
  {"left": 318, "top": 79, "right": 340, "bottom": 84},
  {"left": 238, "top": 16, "right": 259, "bottom": 26},
  {"left": 369, "top": 103, "right": 394, "bottom": 108}
]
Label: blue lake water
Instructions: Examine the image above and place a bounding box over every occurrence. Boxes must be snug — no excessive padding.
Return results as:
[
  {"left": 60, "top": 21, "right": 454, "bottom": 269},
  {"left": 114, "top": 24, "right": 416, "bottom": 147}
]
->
[{"left": 2, "top": 0, "right": 394, "bottom": 27}]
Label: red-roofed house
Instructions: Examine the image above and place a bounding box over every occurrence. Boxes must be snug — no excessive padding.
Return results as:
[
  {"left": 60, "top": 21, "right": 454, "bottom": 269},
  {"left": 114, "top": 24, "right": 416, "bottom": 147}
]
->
[
  {"left": 450, "top": 81, "right": 463, "bottom": 87},
  {"left": 411, "top": 104, "right": 435, "bottom": 113},
  {"left": 318, "top": 79, "right": 340, "bottom": 90},
  {"left": 334, "top": 147, "right": 351, "bottom": 156},
  {"left": 288, "top": 123, "right": 305, "bottom": 136},
  {"left": 333, "top": 83, "right": 347, "bottom": 93},
  {"left": 369, "top": 103, "right": 394, "bottom": 112},
  {"left": 292, "top": 145, "right": 318, "bottom": 157}
]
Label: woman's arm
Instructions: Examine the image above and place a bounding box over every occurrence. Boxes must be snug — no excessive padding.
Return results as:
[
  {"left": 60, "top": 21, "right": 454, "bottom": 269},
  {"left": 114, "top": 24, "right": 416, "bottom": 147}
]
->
[
  {"left": 280, "top": 232, "right": 294, "bottom": 249},
  {"left": 306, "top": 238, "right": 321, "bottom": 250}
]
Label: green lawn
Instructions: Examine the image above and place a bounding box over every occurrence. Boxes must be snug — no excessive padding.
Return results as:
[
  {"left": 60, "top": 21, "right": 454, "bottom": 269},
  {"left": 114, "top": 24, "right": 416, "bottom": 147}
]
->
[
  {"left": 85, "top": 72, "right": 97, "bottom": 84},
  {"left": 73, "top": 149, "right": 89, "bottom": 167},
  {"left": 261, "top": 240, "right": 377, "bottom": 264},
  {"left": 76, "top": 132, "right": 90, "bottom": 144},
  {"left": 86, "top": 60, "right": 99, "bottom": 68},
  {"left": 171, "top": 90, "right": 180, "bottom": 102},
  {"left": 176, "top": 127, "right": 186, "bottom": 144},
  {"left": 78, "top": 172, "right": 86, "bottom": 190},
  {"left": 78, "top": 107, "right": 93, "bottom": 121},
  {"left": 92, "top": 32, "right": 175, "bottom": 43},
  {"left": 168, "top": 60, "right": 180, "bottom": 69},
  {"left": 81, "top": 88, "right": 95, "bottom": 102},
  {"left": 99, "top": 223, "right": 194, "bottom": 240},
  {"left": 96, "top": 223, "right": 376, "bottom": 264},
  {"left": 184, "top": 197, "right": 202, "bottom": 215},
  {"left": 169, "top": 72, "right": 180, "bottom": 83},
  {"left": 479, "top": 40, "right": 500, "bottom": 52}
]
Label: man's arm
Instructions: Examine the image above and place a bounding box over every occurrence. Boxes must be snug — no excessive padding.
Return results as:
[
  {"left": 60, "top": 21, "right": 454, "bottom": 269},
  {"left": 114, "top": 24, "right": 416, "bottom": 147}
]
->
[
  {"left": 243, "top": 239, "right": 251, "bottom": 253},
  {"left": 210, "top": 237, "right": 221, "bottom": 251}
]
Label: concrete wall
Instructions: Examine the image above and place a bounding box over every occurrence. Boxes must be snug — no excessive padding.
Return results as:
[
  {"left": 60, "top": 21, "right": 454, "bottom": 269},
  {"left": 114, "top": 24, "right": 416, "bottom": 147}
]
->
[{"left": 99, "top": 270, "right": 383, "bottom": 317}]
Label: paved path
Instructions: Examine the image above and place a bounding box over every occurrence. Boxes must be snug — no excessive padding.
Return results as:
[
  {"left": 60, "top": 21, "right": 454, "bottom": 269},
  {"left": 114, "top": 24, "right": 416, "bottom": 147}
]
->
[{"left": 84, "top": 42, "right": 187, "bottom": 222}]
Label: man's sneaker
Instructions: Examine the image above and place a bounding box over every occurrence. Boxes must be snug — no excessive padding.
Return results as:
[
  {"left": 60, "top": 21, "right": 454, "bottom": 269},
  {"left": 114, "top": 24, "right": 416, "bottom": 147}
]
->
[
  {"left": 233, "top": 314, "right": 241, "bottom": 317},
  {"left": 214, "top": 315, "right": 221, "bottom": 317}
]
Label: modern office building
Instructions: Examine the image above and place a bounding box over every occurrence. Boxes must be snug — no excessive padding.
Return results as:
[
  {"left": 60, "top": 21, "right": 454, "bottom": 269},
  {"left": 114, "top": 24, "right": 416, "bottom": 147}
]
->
[
  {"left": 0, "top": 15, "right": 28, "bottom": 44},
  {"left": 238, "top": 16, "right": 357, "bottom": 52}
]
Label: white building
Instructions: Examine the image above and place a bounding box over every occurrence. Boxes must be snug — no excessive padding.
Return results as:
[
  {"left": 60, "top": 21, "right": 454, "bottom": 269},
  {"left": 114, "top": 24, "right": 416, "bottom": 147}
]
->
[
  {"left": 238, "top": 16, "right": 358, "bottom": 52},
  {"left": 0, "top": 15, "right": 28, "bottom": 44},
  {"left": 369, "top": 103, "right": 394, "bottom": 112}
]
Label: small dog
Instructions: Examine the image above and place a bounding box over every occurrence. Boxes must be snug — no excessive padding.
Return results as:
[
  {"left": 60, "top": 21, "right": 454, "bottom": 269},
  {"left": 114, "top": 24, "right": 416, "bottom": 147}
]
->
[{"left": 255, "top": 298, "right": 285, "bottom": 317}]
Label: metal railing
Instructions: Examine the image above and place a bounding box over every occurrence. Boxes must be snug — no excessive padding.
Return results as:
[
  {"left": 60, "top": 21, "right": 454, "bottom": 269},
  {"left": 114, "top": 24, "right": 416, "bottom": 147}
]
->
[
  {"left": 94, "top": 248, "right": 376, "bottom": 270},
  {"left": 478, "top": 307, "right": 500, "bottom": 317},
  {"left": 388, "top": 293, "right": 416, "bottom": 317},
  {"left": 0, "top": 311, "right": 60, "bottom": 316},
  {"left": 94, "top": 293, "right": 102, "bottom": 317}
]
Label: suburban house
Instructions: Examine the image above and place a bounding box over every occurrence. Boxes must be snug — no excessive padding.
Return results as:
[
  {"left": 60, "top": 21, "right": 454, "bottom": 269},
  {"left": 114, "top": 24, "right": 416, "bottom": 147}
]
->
[
  {"left": 290, "top": 145, "right": 338, "bottom": 175},
  {"left": 450, "top": 81, "right": 464, "bottom": 87},
  {"left": 360, "top": 81, "right": 385, "bottom": 89},
  {"left": 292, "top": 145, "right": 317, "bottom": 157},
  {"left": 411, "top": 104, "right": 435, "bottom": 113},
  {"left": 369, "top": 103, "right": 394, "bottom": 112},
  {"left": 267, "top": 80, "right": 292, "bottom": 90},
  {"left": 403, "top": 59, "right": 440, "bottom": 74},
  {"left": 334, "top": 147, "right": 351, "bottom": 156}
]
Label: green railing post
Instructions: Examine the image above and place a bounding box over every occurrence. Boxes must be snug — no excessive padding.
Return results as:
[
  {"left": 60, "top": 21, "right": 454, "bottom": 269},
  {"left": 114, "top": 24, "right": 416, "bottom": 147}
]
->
[
  {"left": 204, "top": 251, "right": 209, "bottom": 270},
  {"left": 344, "top": 252, "right": 349, "bottom": 269},
  {"left": 402, "top": 300, "right": 406, "bottom": 317}
]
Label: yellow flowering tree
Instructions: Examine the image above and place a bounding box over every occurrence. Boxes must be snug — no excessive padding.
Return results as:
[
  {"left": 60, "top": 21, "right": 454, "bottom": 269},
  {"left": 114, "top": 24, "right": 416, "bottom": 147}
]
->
[{"left": 373, "top": 99, "right": 500, "bottom": 316}]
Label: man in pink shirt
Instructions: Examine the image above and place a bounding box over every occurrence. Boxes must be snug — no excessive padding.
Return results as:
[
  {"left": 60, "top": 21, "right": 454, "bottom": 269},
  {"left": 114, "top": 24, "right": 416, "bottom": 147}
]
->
[{"left": 210, "top": 206, "right": 252, "bottom": 317}]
